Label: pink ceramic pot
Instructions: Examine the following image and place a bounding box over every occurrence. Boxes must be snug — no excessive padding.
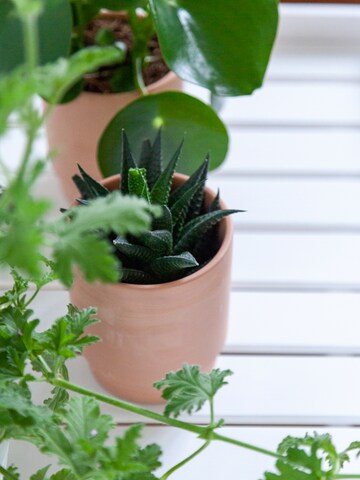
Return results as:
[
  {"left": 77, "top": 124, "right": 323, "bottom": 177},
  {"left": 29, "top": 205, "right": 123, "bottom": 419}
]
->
[
  {"left": 70, "top": 174, "right": 233, "bottom": 404},
  {"left": 45, "top": 71, "right": 182, "bottom": 201}
]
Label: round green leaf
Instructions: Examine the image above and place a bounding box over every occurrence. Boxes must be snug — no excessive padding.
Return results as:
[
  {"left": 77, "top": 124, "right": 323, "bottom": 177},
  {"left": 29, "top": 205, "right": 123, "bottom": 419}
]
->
[
  {"left": 98, "top": 92, "right": 229, "bottom": 177},
  {"left": 149, "top": 0, "right": 278, "bottom": 96},
  {"left": 0, "top": 0, "right": 71, "bottom": 74}
]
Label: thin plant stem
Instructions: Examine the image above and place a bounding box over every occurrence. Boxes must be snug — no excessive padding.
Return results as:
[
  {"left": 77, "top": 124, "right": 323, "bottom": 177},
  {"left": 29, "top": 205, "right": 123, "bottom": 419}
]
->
[
  {"left": 24, "top": 286, "right": 41, "bottom": 308},
  {"left": 133, "top": 56, "right": 148, "bottom": 96},
  {"left": 50, "top": 377, "right": 280, "bottom": 459},
  {"left": 23, "top": 14, "right": 39, "bottom": 74},
  {"left": 160, "top": 441, "right": 210, "bottom": 480}
]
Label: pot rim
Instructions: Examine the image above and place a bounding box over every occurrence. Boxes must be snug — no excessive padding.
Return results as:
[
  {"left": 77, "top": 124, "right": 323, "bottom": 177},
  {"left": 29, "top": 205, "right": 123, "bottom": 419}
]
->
[
  {"left": 94, "top": 172, "right": 234, "bottom": 291},
  {"left": 82, "top": 71, "right": 179, "bottom": 97}
]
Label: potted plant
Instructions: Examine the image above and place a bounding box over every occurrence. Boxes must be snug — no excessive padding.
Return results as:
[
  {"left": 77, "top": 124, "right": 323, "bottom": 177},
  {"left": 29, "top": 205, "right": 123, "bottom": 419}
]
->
[
  {"left": 1, "top": 3, "right": 360, "bottom": 479},
  {"left": 1, "top": 0, "right": 279, "bottom": 200},
  {"left": 69, "top": 130, "right": 241, "bottom": 403}
]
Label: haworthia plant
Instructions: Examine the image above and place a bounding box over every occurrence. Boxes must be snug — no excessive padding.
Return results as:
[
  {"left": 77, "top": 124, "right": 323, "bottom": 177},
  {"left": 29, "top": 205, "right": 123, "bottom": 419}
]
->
[{"left": 73, "top": 131, "right": 242, "bottom": 284}]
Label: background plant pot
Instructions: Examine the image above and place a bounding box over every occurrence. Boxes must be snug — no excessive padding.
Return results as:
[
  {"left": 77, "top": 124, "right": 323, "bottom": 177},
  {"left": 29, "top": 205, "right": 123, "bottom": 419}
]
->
[
  {"left": 0, "top": 442, "right": 9, "bottom": 480},
  {"left": 70, "top": 174, "right": 234, "bottom": 404},
  {"left": 46, "top": 71, "right": 182, "bottom": 201}
]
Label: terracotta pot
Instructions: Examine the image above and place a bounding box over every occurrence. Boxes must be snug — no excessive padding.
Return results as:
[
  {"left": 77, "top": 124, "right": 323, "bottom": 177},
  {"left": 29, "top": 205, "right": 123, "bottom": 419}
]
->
[
  {"left": 46, "top": 68, "right": 182, "bottom": 201},
  {"left": 70, "top": 174, "right": 234, "bottom": 404}
]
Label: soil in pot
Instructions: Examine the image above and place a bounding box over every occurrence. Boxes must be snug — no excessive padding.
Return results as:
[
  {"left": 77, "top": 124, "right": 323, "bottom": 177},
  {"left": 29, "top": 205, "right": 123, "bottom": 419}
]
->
[{"left": 83, "top": 13, "right": 170, "bottom": 94}]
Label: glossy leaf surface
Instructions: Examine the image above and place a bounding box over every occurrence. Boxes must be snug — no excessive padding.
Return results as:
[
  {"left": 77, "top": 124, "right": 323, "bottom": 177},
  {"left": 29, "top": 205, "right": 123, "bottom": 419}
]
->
[
  {"left": 98, "top": 92, "right": 228, "bottom": 176},
  {"left": 149, "top": 0, "right": 278, "bottom": 96}
]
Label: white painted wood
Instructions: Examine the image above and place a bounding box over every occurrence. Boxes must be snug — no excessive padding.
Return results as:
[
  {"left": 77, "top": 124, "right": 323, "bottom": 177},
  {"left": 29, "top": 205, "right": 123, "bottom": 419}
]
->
[
  {"left": 218, "top": 129, "right": 360, "bottom": 174},
  {"left": 232, "top": 233, "right": 360, "bottom": 286},
  {"left": 5, "top": 289, "right": 360, "bottom": 354},
  {"left": 25, "top": 355, "right": 360, "bottom": 424},
  {"left": 226, "top": 291, "right": 360, "bottom": 353},
  {"left": 8, "top": 427, "right": 360, "bottom": 479},
  {"left": 207, "top": 177, "right": 360, "bottom": 227},
  {"left": 221, "top": 83, "right": 360, "bottom": 126}
]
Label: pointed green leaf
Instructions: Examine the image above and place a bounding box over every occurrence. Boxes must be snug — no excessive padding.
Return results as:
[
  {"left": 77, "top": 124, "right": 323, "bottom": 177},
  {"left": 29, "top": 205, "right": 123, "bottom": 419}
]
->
[
  {"left": 170, "top": 181, "right": 205, "bottom": 242},
  {"left": 120, "top": 131, "right": 138, "bottom": 195},
  {"left": 152, "top": 206, "right": 173, "bottom": 232},
  {"left": 77, "top": 164, "right": 109, "bottom": 198},
  {"left": 149, "top": 252, "right": 198, "bottom": 281},
  {"left": 208, "top": 189, "right": 221, "bottom": 212},
  {"left": 174, "top": 209, "right": 241, "bottom": 254},
  {"left": 151, "top": 140, "right": 183, "bottom": 205},
  {"left": 128, "top": 168, "right": 151, "bottom": 203},
  {"left": 137, "top": 230, "right": 173, "bottom": 255},
  {"left": 120, "top": 268, "right": 155, "bottom": 284},
  {"left": 138, "top": 130, "right": 163, "bottom": 189},
  {"left": 113, "top": 236, "right": 158, "bottom": 264},
  {"left": 168, "top": 157, "right": 209, "bottom": 210}
]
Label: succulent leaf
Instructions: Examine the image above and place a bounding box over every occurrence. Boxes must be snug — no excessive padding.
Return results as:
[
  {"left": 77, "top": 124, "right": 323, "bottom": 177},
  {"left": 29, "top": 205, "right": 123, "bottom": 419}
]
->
[
  {"left": 128, "top": 168, "right": 151, "bottom": 203},
  {"left": 170, "top": 181, "right": 205, "bottom": 243},
  {"left": 169, "top": 156, "right": 209, "bottom": 220},
  {"left": 174, "top": 209, "right": 241, "bottom": 255},
  {"left": 138, "top": 130, "right": 163, "bottom": 189},
  {"left": 76, "top": 164, "right": 109, "bottom": 198},
  {"left": 152, "top": 205, "right": 173, "bottom": 232},
  {"left": 209, "top": 189, "right": 221, "bottom": 212},
  {"left": 137, "top": 230, "right": 173, "bottom": 255},
  {"left": 149, "top": 252, "right": 198, "bottom": 280},
  {"left": 150, "top": 139, "right": 183, "bottom": 205},
  {"left": 121, "top": 130, "right": 137, "bottom": 195},
  {"left": 72, "top": 132, "right": 240, "bottom": 284},
  {"left": 121, "top": 268, "right": 156, "bottom": 284},
  {"left": 113, "top": 236, "right": 158, "bottom": 265}
]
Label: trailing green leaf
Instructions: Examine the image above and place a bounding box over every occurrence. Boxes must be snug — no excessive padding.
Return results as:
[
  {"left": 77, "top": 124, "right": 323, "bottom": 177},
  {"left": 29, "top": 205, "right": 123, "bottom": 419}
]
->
[{"left": 154, "top": 364, "right": 233, "bottom": 418}]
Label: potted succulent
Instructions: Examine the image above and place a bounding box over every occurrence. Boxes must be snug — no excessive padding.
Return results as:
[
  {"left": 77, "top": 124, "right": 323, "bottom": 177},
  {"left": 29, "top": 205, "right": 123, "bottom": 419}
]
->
[
  {"left": 1, "top": 0, "right": 279, "bottom": 200},
  {"left": 70, "top": 130, "right": 241, "bottom": 403}
]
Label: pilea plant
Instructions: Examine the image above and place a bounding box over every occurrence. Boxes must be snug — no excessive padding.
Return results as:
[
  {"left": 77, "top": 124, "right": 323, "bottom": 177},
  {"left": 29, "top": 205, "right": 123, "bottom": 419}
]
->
[
  {"left": 0, "top": 0, "right": 279, "bottom": 174},
  {"left": 73, "top": 131, "right": 241, "bottom": 284}
]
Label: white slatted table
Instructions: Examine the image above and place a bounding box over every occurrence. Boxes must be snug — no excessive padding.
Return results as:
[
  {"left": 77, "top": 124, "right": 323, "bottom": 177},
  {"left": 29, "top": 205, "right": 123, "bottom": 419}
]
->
[{"left": 3, "top": 4, "right": 360, "bottom": 478}]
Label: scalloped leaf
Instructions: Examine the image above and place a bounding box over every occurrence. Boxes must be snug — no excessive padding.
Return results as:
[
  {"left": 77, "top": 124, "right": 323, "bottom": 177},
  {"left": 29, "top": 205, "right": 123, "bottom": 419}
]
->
[
  {"left": 174, "top": 209, "right": 241, "bottom": 255},
  {"left": 154, "top": 364, "right": 233, "bottom": 418}
]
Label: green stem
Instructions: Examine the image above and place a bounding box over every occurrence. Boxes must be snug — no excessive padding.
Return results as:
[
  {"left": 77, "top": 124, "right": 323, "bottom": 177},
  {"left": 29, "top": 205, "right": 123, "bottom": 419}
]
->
[
  {"left": 23, "top": 14, "right": 39, "bottom": 74},
  {"left": 0, "top": 465, "right": 18, "bottom": 480},
  {"left": 211, "top": 431, "right": 280, "bottom": 459},
  {"left": 24, "top": 286, "right": 41, "bottom": 308},
  {"left": 50, "top": 378, "right": 280, "bottom": 460},
  {"left": 133, "top": 56, "right": 148, "bottom": 96},
  {"left": 160, "top": 441, "right": 210, "bottom": 480}
]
